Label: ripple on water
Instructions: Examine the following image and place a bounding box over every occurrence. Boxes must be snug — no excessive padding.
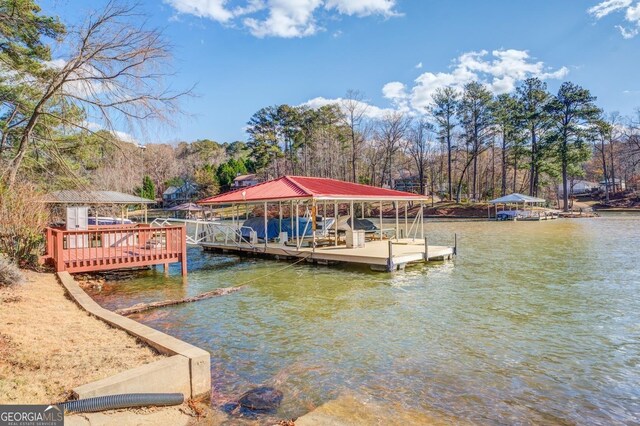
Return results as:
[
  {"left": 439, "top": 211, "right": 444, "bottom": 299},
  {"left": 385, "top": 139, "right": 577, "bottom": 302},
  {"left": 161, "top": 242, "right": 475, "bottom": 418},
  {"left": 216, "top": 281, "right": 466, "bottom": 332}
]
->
[{"left": 86, "top": 217, "right": 640, "bottom": 425}]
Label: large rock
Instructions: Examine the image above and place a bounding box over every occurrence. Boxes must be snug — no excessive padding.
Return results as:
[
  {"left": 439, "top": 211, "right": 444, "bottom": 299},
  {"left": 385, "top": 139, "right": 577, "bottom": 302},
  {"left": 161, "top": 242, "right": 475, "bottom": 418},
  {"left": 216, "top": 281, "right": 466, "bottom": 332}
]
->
[{"left": 238, "top": 386, "right": 283, "bottom": 412}]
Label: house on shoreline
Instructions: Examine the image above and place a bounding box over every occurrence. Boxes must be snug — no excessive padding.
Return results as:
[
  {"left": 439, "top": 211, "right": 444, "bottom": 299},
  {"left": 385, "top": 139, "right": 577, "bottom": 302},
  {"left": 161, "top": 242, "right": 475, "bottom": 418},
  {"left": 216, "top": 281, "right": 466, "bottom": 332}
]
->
[
  {"left": 162, "top": 181, "right": 198, "bottom": 207},
  {"left": 232, "top": 173, "right": 261, "bottom": 188}
]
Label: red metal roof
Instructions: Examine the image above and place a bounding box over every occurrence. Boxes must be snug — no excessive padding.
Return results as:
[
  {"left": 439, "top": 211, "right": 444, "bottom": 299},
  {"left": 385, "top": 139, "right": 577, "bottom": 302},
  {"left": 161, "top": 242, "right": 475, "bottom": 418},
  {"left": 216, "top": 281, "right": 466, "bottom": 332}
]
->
[{"left": 198, "top": 176, "right": 426, "bottom": 204}]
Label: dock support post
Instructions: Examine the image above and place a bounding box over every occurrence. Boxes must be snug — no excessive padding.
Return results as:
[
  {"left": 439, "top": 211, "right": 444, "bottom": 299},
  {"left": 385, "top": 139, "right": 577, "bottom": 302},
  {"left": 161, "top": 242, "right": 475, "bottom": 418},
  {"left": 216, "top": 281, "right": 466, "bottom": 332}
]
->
[
  {"left": 379, "top": 200, "right": 383, "bottom": 241},
  {"left": 312, "top": 200, "right": 317, "bottom": 253},
  {"left": 395, "top": 201, "right": 399, "bottom": 241},
  {"left": 420, "top": 202, "right": 425, "bottom": 240},
  {"left": 290, "top": 200, "right": 294, "bottom": 236},
  {"left": 350, "top": 201, "right": 354, "bottom": 230},
  {"left": 334, "top": 201, "right": 338, "bottom": 247},
  {"left": 296, "top": 201, "right": 300, "bottom": 249},
  {"left": 454, "top": 233, "right": 458, "bottom": 256},
  {"left": 264, "top": 201, "right": 268, "bottom": 251},
  {"left": 386, "top": 240, "right": 394, "bottom": 272},
  {"left": 404, "top": 202, "right": 408, "bottom": 239},
  {"left": 424, "top": 237, "right": 429, "bottom": 261}
]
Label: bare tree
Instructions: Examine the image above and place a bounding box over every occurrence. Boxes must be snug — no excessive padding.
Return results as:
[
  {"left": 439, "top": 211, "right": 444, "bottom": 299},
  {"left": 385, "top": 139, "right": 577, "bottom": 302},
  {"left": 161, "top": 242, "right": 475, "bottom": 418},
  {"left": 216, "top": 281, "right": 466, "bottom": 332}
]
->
[
  {"left": 376, "top": 111, "right": 411, "bottom": 187},
  {"left": 407, "top": 118, "right": 434, "bottom": 195},
  {"left": 340, "top": 90, "right": 368, "bottom": 182},
  {"left": 2, "top": 1, "right": 187, "bottom": 187}
]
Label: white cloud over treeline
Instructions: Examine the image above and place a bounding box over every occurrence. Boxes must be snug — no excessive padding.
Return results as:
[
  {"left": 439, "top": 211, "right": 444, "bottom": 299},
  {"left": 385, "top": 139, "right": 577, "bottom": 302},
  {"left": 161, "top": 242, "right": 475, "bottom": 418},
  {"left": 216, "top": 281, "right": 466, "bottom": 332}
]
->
[
  {"left": 165, "top": 0, "right": 399, "bottom": 38},
  {"left": 305, "top": 49, "right": 568, "bottom": 119}
]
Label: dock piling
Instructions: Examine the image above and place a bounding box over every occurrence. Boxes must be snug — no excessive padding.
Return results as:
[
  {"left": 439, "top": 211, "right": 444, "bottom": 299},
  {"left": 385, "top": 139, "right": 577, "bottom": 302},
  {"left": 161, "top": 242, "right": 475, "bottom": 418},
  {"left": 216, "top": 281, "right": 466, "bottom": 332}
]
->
[
  {"left": 424, "top": 237, "right": 429, "bottom": 261},
  {"left": 386, "top": 240, "right": 394, "bottom": 272},
  {"left": 454, "top": 233, "right": 458, "bottom": 256}
]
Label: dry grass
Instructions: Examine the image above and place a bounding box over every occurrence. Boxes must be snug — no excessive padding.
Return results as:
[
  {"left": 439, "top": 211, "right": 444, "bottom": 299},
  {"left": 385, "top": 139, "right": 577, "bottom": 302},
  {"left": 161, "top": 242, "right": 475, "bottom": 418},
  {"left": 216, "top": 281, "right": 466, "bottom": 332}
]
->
[{"left": 0, "top": 271, "right": 163, "bottom": 404}]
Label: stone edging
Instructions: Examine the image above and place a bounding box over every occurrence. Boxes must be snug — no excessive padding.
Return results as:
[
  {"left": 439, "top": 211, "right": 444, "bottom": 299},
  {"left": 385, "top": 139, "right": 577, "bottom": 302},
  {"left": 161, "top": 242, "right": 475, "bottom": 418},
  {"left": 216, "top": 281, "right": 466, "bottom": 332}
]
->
[{"left": 56, "top": 271, "right": 211, "bottom": 400}]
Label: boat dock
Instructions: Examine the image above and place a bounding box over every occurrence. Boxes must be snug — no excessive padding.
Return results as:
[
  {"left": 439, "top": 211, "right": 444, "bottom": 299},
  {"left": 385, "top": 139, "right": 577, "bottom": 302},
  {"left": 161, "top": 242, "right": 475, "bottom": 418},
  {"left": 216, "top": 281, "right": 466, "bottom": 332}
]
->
[
  {"left": 200, "top": 238, "right": 454, "bottom": 272},
  {"left": 196, "top": 176, "right": 458, "bottom": 272}
]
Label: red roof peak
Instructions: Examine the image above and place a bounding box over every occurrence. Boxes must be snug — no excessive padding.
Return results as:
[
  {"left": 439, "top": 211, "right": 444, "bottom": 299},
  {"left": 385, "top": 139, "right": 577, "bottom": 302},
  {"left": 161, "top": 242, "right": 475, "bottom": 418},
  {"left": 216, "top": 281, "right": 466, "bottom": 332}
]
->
[{"left": 198, "top": 175, "right": 426, "bottom": 205}]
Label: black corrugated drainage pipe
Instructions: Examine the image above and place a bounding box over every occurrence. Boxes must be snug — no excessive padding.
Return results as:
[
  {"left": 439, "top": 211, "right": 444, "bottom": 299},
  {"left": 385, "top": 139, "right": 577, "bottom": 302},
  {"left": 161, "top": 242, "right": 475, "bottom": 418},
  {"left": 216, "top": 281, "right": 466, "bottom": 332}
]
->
[{"left": 57, "top": 393, "right": 184, "bottom": 413}]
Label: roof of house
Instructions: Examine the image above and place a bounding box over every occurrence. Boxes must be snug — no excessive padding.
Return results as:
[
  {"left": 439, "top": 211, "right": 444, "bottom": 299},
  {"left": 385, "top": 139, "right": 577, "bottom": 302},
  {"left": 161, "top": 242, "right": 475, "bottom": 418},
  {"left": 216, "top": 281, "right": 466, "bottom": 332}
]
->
[
  {"left": 168, "top": 202, "right": 203, "bottom": 211},
  {"left": 568, "top": 180, "right": 598, "bottom": 186},
  {"left": 198, "top": 175, "right": 428, "bottom": 205},
  {"left": 44, "top": 190, "right": 155, "bottom": 205},
  {"left": 163, "top": 186, "right": 179, "bottom": 195},
  {"left": 234, "top": 174, "right": 257, "bottom": 182},
  {"left": 599, "top": 178, "right": 624, "bottom": 184},
  {"left": 489, "top": 193, "right": 546, "bottom": 204}
]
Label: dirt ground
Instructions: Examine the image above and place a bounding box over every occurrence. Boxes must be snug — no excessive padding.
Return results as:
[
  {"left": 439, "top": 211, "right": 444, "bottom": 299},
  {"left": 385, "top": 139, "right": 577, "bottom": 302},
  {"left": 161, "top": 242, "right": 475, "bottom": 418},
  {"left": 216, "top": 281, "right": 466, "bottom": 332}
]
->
[{"left": 0, "top": 271, "right": 163, "bottom": 404}]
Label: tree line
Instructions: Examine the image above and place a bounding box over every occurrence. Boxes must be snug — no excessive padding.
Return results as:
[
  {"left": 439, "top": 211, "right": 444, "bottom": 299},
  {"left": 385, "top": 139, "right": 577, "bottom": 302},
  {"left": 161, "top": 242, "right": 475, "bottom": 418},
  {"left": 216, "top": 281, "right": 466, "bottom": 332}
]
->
[{"left": 244, "top": 81, "right": 640, "bottom": 211}]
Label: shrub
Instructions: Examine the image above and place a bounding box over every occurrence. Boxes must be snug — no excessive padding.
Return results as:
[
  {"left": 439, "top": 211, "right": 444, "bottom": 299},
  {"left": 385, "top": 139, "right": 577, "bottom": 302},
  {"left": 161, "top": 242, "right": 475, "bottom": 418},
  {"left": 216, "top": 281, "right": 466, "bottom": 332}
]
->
[
  {"left": 0, "top": 183, "right": 50, "bottom": 267},
  {"left": 0, "top": 255, "right": 24, "bottom": 286}
]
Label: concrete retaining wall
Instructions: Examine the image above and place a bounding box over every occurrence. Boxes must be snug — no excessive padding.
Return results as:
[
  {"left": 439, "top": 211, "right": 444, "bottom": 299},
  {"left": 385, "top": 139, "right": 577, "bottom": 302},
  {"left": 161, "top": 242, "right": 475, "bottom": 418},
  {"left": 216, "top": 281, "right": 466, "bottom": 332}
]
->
[{"left": 57, "top": 272, "right": 211, "bottom": 400}]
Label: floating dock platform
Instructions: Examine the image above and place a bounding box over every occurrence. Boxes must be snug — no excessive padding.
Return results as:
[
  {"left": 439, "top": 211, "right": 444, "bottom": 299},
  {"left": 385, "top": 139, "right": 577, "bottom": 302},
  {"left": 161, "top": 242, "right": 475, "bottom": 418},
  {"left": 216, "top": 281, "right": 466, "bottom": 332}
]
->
[{"left": 200, "top": 239, "right": 454, "bottom": 272}]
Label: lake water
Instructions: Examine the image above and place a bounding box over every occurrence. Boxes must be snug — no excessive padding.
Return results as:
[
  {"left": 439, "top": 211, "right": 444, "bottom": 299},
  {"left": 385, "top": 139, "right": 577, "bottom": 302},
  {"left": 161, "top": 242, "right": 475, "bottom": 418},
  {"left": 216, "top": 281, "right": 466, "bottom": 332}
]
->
[{"left": 88, "top": 215, "right": 640, "bottom": 425}]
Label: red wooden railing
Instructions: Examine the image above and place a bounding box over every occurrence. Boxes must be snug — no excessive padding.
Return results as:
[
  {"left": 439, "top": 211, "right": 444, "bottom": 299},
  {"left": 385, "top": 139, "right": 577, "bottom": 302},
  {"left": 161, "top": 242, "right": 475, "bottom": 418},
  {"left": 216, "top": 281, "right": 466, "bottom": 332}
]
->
[{"left": 43, "top": 224, "right": 187, "bottom": 275}]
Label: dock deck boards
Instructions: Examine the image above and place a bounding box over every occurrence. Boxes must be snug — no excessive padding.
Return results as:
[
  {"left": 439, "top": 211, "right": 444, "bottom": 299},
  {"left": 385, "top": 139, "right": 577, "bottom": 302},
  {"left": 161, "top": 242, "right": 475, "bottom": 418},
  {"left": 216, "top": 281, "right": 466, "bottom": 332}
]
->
[{"left": 200, "top": 239, "right": 454, "bottom": 271}]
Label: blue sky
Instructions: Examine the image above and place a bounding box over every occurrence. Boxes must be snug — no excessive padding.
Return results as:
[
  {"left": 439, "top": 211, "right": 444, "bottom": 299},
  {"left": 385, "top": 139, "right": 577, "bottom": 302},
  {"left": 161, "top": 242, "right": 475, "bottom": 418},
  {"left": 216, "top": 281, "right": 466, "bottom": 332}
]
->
[{"left": 43, "top": 0, "right": 640, "bottom": 144}]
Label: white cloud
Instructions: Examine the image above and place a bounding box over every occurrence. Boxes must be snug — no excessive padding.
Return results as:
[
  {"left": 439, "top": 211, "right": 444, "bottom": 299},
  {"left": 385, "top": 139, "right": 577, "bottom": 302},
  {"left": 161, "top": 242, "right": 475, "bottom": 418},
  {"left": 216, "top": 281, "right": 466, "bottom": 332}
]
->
[
  {"left": 303, "top": 49, "right": 569, "bottom": 119},
  {"left": 303, "top": 96, "right": 394, "bottom": 119},
  {"left": 42, "top": 59, "right": 117, "bottom": 99},
  {"left": 165, "top": 0, "right": 399, "bottom": 38},
  {"left": 44, "top": 58, "right": 67, "bottom": 69},
  {"left": 84, "top": 121, "right": 138, "bottom": 144},
  {"left": 381, "top": 81, "right": 411, "bottom": 112},
  {"left": 415, "top": 62, "right": 423, "bottom": 69},
  {"left": 244, "top": 0, "right": 322, "bottom": 38},
  {"left": 385, "top": 49, "right": 569, "bottom": 111},
  {"left": 324, "top": 0, "right": 398, "bottom": 17},
  {"left": 381, "top": 81, "right": 406, "bottom": 100},
  {"left": 165, "top": 0, "right": 234, "bottom": 22},
  {"left": 588, "top": 0, "right": 632, "bottom": 18},
  {"left": 588, "top": 0, "right": 640, "bottom": 38}
]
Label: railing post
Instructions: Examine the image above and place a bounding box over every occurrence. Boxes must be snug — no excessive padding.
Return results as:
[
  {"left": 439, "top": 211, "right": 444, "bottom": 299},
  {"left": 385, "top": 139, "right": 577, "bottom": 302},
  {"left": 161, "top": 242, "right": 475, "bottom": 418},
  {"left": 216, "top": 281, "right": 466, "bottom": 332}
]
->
[
  {"left": 181, "top": 226, "right": 187, "bottom": 276},
  {"left": 138, "top": 224, "right": 148, "bottom": 247},
  {"left": 45, "top": 227, "right": 53, "bottom": 257},
  {"left": 55, "top": 230, "right": 64, "bottom": 272}
]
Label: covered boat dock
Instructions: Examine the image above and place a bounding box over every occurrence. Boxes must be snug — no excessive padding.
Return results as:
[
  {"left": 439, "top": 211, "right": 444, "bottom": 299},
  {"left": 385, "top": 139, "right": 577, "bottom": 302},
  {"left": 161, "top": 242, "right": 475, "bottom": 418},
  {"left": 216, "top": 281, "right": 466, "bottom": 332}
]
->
[
  {"left": 197, "top": 176, "right": 455, "bottom": 272},
  {"left": 488, "top": 193, "right": 559, "bottom": 221}
]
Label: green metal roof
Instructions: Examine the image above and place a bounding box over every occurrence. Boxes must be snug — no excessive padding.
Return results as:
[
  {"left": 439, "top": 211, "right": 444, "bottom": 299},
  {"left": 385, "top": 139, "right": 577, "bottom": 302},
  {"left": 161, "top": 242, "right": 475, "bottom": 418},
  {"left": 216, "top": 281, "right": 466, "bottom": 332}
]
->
[{"left": 43, "top": 190, "right": 155, "bottom": 205}]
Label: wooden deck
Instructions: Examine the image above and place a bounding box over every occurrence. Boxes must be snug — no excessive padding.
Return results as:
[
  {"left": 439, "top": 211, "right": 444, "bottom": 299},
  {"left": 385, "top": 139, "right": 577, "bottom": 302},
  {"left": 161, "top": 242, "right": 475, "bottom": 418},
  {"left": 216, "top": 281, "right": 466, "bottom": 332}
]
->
[
  {"left": 200, "top": 239, "right": 454, "bottom": 271},
  {"left": 44, "top": 225, "right": 188, "bottom": 275}
]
